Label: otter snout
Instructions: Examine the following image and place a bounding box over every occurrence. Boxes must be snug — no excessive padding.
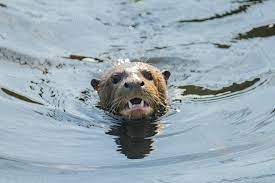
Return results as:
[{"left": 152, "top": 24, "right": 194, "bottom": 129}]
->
[{"left": 124, "top": 80, "right": 145, "bottom": 90}]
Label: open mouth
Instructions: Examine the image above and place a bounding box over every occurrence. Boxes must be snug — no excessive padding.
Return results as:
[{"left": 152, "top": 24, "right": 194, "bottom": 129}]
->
[
  {"left": 120, "top": 97, "right": 151, "bottom": 113},
  {"left": 119, "top": 97, "right": 153, "bottom": 120},
  {"left": 127, "top": 98, "right": 149, "bottom": 110},
  {"left": 119, "top": 97, "right": 154, "bottom": 120}
]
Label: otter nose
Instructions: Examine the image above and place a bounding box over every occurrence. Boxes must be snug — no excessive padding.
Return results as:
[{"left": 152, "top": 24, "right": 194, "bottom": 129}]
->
[{"left": 124, "top": 81, "right": 145, "bottom": 90}]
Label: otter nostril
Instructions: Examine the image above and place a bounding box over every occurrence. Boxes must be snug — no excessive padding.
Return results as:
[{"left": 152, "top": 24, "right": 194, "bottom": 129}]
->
[
  {"left": 140, "top": 81, "right": 145, "bottom": 86},
  {"left": 124, "top": 83, "right": 129, "bottom": 88}
]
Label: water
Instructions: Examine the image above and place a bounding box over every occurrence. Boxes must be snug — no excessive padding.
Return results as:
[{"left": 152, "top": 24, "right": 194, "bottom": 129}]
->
[{"left": 0, "top": 0, "right": 275, "bottom": 182}]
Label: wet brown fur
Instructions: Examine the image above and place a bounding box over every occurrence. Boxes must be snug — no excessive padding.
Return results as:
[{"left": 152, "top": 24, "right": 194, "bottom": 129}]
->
[{"left": 92, "top": 62, "right": 169, "bottom": 120}]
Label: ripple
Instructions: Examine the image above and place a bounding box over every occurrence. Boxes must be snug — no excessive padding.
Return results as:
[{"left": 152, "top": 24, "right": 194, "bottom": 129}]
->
[
  {"left": 180, "top": 78, "right": 260, "bottom": 96},
  {"left": 0, "top": 142, "right": 259, "bottom": 172},
  {"left": 235, "top": 23, "right": 275, "bottom": 40},
  {"left": 215, "top": 173, "right": 275, "bottom": 183},
  {"left": 62, "top": 54, "right": 104, "bottom": 62},
  {"left": 0, "top": 3, "right": 7, "bottom": 8},
  {"left": 1, "top": 87, "right": 43, "bottom": 105},
  {"left": 177, "top": 0, "right": 265, "bottom": 23},
  {"left": 249, "top": 110, "right": 275, "bottom": 133},
  {"left": 178, "top": 77, "right": 267, "bottom": 102},
  {"left": 1, "top": 0, "right": 275, "bottom": 182},
  {"left": 104, "top": 143, "right": 257, "bottom": 169}
]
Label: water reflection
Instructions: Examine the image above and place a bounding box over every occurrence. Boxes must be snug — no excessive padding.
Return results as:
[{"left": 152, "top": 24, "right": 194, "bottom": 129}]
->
[
  {"left": 213, "top": 43, "right": 231, "bottom": 49},
  {"left": 236, "top": 23, "right": 275, "bottom": 40},
  {"left": 0, "top": 3, "right": 7, "bottom": 8},
  {"left": 63, "top": 54, "right": 104, "bottom": 62},
  {"left": 180, "top": 78, "right": 260, "bottom": 97},
  {"left": 178, "top": 0, "right": 264, "bottom": 23},
  {"left": 1, "top": 87, "right": 43, "bottom": 105},
  {"left": 106, "top": 121, "right": 164, "bottom": 159}
]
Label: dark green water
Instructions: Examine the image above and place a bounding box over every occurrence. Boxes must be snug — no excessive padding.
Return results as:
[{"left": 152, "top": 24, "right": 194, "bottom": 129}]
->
[{"left": 0, "top": 0, "right": 275, "bottom": 182}]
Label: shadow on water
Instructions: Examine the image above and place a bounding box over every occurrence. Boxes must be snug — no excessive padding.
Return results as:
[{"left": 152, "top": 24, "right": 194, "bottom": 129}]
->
[
  {"left": 106, "top": 121, "right": 164, "bottom": 159},
  {"left": 235, "top": 23, "right": 275, "bottom": 40},
  {"left": 179, "top": 78, "right": 261, "bottom": 99},
  {"left": 1, "top": 88, "right": 43, "bottom": 105},
  {"left": 178, "top": 0, "right": 265, "bottom": 23}
]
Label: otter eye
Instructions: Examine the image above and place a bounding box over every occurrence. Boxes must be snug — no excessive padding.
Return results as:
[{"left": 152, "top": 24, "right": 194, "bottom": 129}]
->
[
  {"left": 142, "top": 70, "right": 153, "bottom": 80},
  {"left": 111, "top": 73, "right": 122, "bottom": 84}
]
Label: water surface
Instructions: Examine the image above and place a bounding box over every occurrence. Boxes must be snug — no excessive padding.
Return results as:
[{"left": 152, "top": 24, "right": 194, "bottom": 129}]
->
[{"left": 0, "top": 0, "right": 275, "bottom": 182}]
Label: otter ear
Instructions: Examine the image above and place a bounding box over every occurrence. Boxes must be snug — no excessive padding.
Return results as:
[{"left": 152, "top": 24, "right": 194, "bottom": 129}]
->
[
  {"left": 91, "top": 79, "right": 100, "bottom": 91},
  {"left": 162, "top": 70, "right": 170, "bottom": 82}
]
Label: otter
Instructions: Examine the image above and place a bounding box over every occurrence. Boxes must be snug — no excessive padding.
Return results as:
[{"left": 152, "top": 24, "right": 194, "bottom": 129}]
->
[{"left": 91, "top": 62, "right": 170, "bottom": 120}]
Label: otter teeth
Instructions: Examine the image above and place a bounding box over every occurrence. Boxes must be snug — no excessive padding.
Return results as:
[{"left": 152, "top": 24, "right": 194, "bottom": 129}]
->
[
  {"left": 128, "top": 101, "right": 133, "bottom": 109},
  {"left": 128, "top": 100, "right": 145, "bottom": 109},
  {"left": 141, "top": 100, "right": 144, "bottom": 107}
]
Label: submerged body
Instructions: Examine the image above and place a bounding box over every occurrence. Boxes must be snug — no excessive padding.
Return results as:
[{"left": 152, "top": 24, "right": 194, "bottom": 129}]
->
[{"left": 91, "top": 62, "right": 170, "bottom": 120}]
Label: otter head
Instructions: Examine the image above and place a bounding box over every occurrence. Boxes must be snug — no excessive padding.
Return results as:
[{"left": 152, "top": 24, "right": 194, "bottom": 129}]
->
[{"left": 91, "top": 62, "right": 170, "bottom": 121}]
